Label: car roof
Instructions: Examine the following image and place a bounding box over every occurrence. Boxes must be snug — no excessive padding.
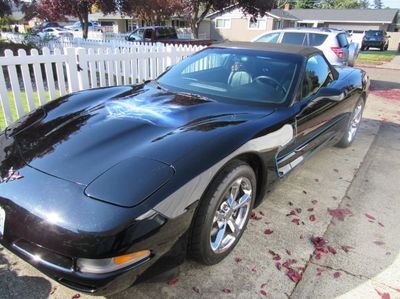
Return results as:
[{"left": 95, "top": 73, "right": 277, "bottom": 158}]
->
[
  {"left": 138, "top": 26, "right": 174, "bottom": 30},
  {"left": 271, "top": 27, "right": 345, "bottom": 35},
  {"left": 211, "top": 41, "right": 321, "bottom": 57}
]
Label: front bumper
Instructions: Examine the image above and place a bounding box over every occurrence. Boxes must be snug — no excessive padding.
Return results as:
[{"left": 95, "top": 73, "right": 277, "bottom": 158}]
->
[
  {"left": 0, "top": 162, "right": 195, "bottom": 295},
  {"left": 362, "top": 41, "right": 384, "bottom": 48}
]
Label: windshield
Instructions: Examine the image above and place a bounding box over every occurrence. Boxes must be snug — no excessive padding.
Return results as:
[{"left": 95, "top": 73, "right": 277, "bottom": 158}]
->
[
  {"left": 366, "top": 30, "right": 383, "bottom": 36},
  {"left": 157, "top": 48, "right": 301, "bottom": 106}
]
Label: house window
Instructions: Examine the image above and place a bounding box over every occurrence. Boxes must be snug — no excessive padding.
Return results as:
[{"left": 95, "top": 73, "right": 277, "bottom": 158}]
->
[
  {"left": 215, "top": 18, "right": 231, "bottom": 29},
  {"left": 248, "top": 18, "right": 266, "bottom": 30}
]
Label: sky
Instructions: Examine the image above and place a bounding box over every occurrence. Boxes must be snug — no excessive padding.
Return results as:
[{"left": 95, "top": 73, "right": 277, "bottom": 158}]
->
[{"left": 379, "top": 0, "right": 400, "bottom": 8}]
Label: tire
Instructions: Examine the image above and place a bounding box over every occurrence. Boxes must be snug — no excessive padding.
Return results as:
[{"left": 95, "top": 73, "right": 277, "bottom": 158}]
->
[
  {"left": 336, "top": 97, "right": 365, "bottom": 148},
  {"left": 189, "top": 160, "right": 256, "bottom": 265}
]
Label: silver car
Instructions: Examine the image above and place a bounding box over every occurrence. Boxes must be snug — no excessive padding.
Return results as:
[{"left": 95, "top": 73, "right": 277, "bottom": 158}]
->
[{"left": 252, "top": 28, "right": 359, "bottom": 67}]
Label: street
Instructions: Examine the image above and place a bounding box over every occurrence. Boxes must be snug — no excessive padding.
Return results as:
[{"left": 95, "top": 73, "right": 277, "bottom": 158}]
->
[{"left": 1, "top": 66, "right": 400, "bottom": 299}]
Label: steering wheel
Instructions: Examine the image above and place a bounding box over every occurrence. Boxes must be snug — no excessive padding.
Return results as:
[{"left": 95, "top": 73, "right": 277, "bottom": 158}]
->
[{"left": 255, "top": 75, "right": 287, "bottom": 94}]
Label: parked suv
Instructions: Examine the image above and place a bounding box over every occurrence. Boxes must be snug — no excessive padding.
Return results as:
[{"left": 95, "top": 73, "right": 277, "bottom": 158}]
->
[
  {"left": 361, "top": 30, "right": 389, "bottom": 51},
  {"left": 253, "top": 28, "right": 359, "bottom": 66},
  {"left": 65, "top": 21, "right": 102, "bottom": 32}
]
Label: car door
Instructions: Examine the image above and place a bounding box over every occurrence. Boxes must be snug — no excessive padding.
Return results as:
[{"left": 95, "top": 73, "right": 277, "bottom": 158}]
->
[{"left": 276, "top": 54, "right": 343, "bottom": 176}]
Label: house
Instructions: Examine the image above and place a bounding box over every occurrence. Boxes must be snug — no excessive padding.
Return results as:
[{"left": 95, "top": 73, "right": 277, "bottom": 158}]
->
[
  {"left": 289, "top": 9, "right": 399, "bottom": 32},
  {"left": 206, "top": 6, "right": 298, "bottom": 41}
]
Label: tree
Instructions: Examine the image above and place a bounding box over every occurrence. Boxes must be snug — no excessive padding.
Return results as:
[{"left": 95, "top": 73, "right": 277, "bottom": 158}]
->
[
  {"left": 374, "top": 0, "right": 383, "bottom": 9},
  {"left": 181, "top": 0, "right": 275, "bottom": 39},
  {"left": 123, "top": 0, "right": 185, "bottom": 25},
  {"left": 320, "top": 0, "right": 368, "bottom": 8},
  {"left": 294, "top": 0, "right": 315, "bottom": 9},
  {"left": 0, "top": 0, "right": 18, "bottom": 17},
  {"left": 27, "top": 0, "right": 118, "bottom": 39}
]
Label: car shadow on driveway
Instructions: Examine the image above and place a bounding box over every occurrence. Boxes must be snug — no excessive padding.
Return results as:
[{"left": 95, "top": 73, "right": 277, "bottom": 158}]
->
[{"left": 0, "top": 247, "right": 51, "bottom": 299}]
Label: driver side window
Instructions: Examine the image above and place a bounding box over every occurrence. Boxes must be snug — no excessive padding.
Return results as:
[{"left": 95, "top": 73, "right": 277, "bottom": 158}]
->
[{"left": 302, "top": 55, "right": 332, "bottom": 98}]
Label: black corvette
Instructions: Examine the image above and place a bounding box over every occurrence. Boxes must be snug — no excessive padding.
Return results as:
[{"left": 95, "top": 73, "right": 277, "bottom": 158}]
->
[{"left": 0, "top": 42, "right": 368, "bottom": 295}]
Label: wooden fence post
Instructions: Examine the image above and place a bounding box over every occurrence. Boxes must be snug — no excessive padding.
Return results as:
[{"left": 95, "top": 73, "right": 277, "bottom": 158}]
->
[{"left": 65, "top": 47, "right": 80, "bottom": 93}]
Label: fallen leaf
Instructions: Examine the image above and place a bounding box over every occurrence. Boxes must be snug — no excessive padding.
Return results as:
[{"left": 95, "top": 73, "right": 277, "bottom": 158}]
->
[
  {"left": 295, "top": 208, "right": 302, "bottom": 214},
  {"left": 378, "top": 222, "right": 385, "bottom": 227},
  {"left": 375, "top": 289, "right": 391, "bottom": 299},
  {"left": 287, "top": 268, "right": 302, "bottom": 283},
  {"left": 365, "top": 213, "right": 376, "bottom": 220},
  {"left": 374, "top": 241, "right": 385, "bottom": 246},
  {"left": 303, "top": 190, "right": 307, "bottom": 194},
  {"left": 276, "top": 262, "right": 282, "bottom": 271},
  {"left": 333, "top": 272, "right": 341, "bottom": 279},
  {"left": 300, "top": 235, "right": 304, "bottom": 239},
  {"left": 261, "top": 283, "right": 268, "bottom": 289},
  {"left": 250, "top": 212, "right": 262, "bottom": 220},
  {"left": 316, "top": 267, "right": 325, "bottom": 276},
  {"left": 260, "top": 290, "right": 267, "bottom": 296},
  {"left": 222, "top": 288, "right": 231, "bottom": 294},
  {"left": 311, "top": 200, "right": 318, "bottom": 205},
  {"left": 291, "top": 218, "right": 301, "bottom": 225},
  {"left": 288, "top": 201, "right": 294, "bottom": 206},
  {"left": 235, "top": 257, "right": 242, "bottom": 263},
  {"left": 259, "top": 211, "right": 265, "bottom": 216},
  {"left": 167, "top": 278, "right": 178, "bottom": 285},
  {"left": 71, "top": 294, "right": 81, "bottom": 299},
  {"left": 315, "top": 178, "right": 320, "bottom": 182},
  {"left": 192, "top": 287, "right": 200, "bottom": 294},
  {"left": 264, "top": 229, "right": 274, "bottom": 235},
  {"left": 341, "top": 245, "right": 353, "bottom": 253},
  {"left": 309, "top": 215, "right": 316, "bottom": 222},
  {"left": 307, "top": 208, "right": 314, "bottom": 212},
  {"left": 286, "top": 249, "right": 292, "bottom": 256},
  {"left": 287, "top": 210, "right": 297, "bottom": 216},
  {"left": 328, "top": 208, "right": 353, "bottom": 221},
  {"left": 328, "top": 246, "right": 337, "bottom": 254}
]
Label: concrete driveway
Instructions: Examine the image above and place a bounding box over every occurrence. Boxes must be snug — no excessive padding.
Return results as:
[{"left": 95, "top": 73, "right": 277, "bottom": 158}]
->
[{"left": 1, "top": 67, "right": 400, "bottom": 299}]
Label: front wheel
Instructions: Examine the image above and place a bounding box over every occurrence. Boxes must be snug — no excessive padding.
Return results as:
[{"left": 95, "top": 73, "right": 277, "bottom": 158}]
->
[
  {"left": 336, "top": 97, "right": 365, "bottom": 148},
  {"left": 189, "top": 161, "right": 256, "bottom": 265}
]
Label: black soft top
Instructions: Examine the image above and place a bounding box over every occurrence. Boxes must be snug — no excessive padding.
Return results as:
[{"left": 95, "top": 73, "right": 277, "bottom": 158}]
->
[{"left": 211, "top": 41, "right": 321, "bottom": 57}]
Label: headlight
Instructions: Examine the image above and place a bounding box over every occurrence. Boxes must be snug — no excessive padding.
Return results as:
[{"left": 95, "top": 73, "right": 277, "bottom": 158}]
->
[{"left": 77, "top": 250, "right": 151, "bottom": 274}]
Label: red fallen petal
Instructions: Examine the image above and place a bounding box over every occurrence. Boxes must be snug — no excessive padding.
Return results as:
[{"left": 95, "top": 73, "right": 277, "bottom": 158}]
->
[
  {"left": 286, "top": 249, "right": 292, "bottom": 256},
  {"left": 368, "top": 220, "right": 375, "bottom": 223},
  {"left": 287, "top": 268, "right": 302, "bottom": 283},
  {"left": 222, "top": 288, "right": 232, "bottom": 293},
  {"left": 374, "top": 241, "right": 385, "bottom": 246},
  {"left": 291, "top": 218, "right": 301, "bottom": 225},
  {"left": 259, "top": 211, "right": 265, "bottom": 216},
  {"left": 235, "top": 257, "right": 242, "bottom": 263},
  {"left": 328, "top": 246, "right": 337, "bottom": 254},
  {"left": 289, "top": 259, "right": 298, "bottom": 265},
  {"left": 276, "top": 262, "right": 282, "bottom": 271},
  {"left": 316, "top": 267, "right": 325, "bottom": 276},
  {"left": 333, "top": 272, "right": 341, "bottom": 279},
  {"left": 282, "top": 261, "right": 290, "bottom": 269},
  {"left": 328, "top": 208, "right": 353, "bottom": 221},
  {"left": 395, "top": 288, "right": 400, "bottom": 293},
  {"left": 261, "top": 283, "right": 268, "bottom": 289},
  {"left": 375, "top": 288, "right": 391, "bottom": 299},
  {"left": 268, "top": 250, "right": 277, "bottom": 256},
  {"left": 311, "top": 236, "right": 328, "bottom": 249},
  {"left": 341, "top": 245, "right": 353, "bottom": 253},
  {"left": 287, "top": 210, "right": 297, "bottom": 216},
  {"left": 264, "top": 221, "right": 271, "bottom": 225},
  {"left": 296, "top": 208, "right": 302, "bottom": 214},
  {"left": 307, "top": 208, "right": 314, "bottom": 212},
  {"left": 251, "top": 267, "right": 257, "bottom": 273},
  {"left": 167, "top": 278, "right": 178, "bottom": 285},
  {"left": 311, "top": 200, "right": 318, "bottom": 205},
  {"left": 309, "top": 215, "right": 316, "bottom": 222},
  {"left": 250, "top": 212, "right": 262, "bottom": 220},
  {"left": 192, "top": 287, "right": 200, "bottom": 294},
  {"left": 72, "top": 294, "right": 81, "bottom": 299},
  {"left": 264, "top": 229, "right": 274, "bottom": 235},
  {"left": 273, "top": 254, "right": 281, "bottom": 261},
  {"left": 260, "top": 290, "right": 268, "bottom": 296},
  {"left": 378, "top": 222, "right": 385, "bottom": 227}
]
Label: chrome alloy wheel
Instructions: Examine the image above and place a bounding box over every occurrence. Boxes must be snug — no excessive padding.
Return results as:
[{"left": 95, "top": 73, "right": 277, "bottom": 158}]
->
[
  {"left": 210, "top": 177, "right": 252, "bottom": 253},
  {"left": 347, "top": 101, "right": 364, "bottom": 143}
]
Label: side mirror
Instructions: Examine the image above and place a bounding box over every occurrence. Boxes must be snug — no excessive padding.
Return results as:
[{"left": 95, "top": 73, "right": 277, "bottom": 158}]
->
[
  {"left": 315, "top": 87, "right": 344, "bottom": 102},
  {"left": 165, "top": 65, "right": 173, "bottom": 72}
]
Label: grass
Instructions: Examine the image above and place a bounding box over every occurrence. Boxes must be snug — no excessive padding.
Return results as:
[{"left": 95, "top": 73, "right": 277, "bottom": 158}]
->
[
  {"left": 0, "top": 91, "right": 53, "bottom": 130},
  {"left": 356, "top": 50, "right": 397, "bottom": 66}
]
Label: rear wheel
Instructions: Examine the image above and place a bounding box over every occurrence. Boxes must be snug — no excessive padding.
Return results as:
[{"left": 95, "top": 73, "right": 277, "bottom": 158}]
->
[
  {"left": 336, "top": 97, "right": 365, "bottom": 148},
  {"left": 189, "top": 161, "right": 256, "bottom": 265}
]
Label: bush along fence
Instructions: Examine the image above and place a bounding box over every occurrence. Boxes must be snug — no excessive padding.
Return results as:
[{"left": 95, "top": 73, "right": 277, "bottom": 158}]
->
[{"left": 0, "top": 43, "right": 204, "bottom": 130}]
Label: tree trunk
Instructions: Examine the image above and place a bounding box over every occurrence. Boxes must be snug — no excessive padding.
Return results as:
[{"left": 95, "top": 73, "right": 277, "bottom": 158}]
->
[
  {"left": 82, "top": 12, "right": 89, "bottom": 40},
  {"left": 191, "top": 22, "right": 199, "bottom": 39}
]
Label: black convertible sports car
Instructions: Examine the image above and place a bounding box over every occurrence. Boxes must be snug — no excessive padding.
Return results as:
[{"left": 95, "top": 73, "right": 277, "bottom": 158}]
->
[{"left": 0, "top": 42, "right": 368, "bottom": 295}]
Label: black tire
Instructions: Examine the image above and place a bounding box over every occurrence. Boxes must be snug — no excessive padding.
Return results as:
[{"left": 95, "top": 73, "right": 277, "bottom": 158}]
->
[
  {"left": 336, "top": 97, "right": 365, "bottom": 148},
  {"left": 189, "top": 160, "right": 256, "bottom": 265}
]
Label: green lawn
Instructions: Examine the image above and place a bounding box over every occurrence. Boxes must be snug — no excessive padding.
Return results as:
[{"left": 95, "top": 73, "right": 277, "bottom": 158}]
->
[
  {"left": 356, "top": 50, "right": 397, "bottom": 66},
  {"left": 0, "top": 91, "right": 52, "bottom": 130}
]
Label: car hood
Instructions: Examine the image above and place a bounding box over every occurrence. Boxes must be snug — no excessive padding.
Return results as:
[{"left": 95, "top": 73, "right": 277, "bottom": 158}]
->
[{"left": 11, "top": 84, "right": 274, "bottom": 185}]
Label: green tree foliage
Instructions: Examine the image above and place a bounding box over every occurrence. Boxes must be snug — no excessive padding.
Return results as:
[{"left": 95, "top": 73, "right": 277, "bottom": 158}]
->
[
  {"left": 374, "top": 0, "right": 383, "bottom": 9},
  {"left": 294, "top": 0, "right": 315, "bottom": 9},
  {"left": 320, "top": 0, "right": 370, "bottom": 8}
]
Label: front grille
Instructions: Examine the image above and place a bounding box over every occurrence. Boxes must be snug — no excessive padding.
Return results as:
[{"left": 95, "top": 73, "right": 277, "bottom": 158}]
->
[{"left": 13, "top": 239, "right": 74, "bottom": 270}]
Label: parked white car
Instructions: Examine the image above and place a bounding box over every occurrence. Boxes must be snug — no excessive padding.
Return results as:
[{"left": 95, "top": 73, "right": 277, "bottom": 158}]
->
[
  {"left": 37, "top": 27, "right": 74, "bottom": 39},
  {"left": 65, "top": 21, "right": 103, "bottom": 32},
  {"left": 253, "top": 28, "right": 359, "bottom": 67}
]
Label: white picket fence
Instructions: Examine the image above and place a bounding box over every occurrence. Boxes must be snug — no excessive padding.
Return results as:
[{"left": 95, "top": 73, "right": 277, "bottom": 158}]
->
[{"left": 0, "top": 43, "right": 204, "bottom": 129}]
